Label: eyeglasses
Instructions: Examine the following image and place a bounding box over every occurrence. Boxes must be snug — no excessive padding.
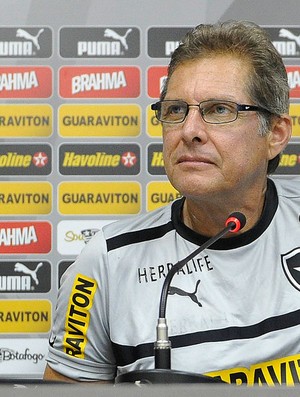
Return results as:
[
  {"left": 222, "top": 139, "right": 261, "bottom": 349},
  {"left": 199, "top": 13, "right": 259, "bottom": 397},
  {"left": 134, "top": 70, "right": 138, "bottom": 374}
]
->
[{"left": 151, "top": 99, "right": 272, "bottom": 125}]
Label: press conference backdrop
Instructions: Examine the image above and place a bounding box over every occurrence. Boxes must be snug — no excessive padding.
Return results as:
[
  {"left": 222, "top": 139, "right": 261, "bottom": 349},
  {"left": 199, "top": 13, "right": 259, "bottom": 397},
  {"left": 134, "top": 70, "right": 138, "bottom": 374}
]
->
[{"left": 0, "top": 0, "right": 299, "bottom": 382}]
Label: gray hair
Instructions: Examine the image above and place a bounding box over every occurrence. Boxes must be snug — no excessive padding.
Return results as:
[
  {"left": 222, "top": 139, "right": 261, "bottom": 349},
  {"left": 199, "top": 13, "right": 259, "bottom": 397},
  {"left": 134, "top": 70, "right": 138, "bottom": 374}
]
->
[{"left": 161, "top": 20, "right": 290, "bottom": 173}]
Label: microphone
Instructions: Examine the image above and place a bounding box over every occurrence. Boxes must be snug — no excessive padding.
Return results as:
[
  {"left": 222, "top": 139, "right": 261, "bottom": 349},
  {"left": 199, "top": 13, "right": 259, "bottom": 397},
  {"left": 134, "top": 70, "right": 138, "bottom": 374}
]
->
[{"left": 154, "top": 211, "right": 246, "bottom": 370}]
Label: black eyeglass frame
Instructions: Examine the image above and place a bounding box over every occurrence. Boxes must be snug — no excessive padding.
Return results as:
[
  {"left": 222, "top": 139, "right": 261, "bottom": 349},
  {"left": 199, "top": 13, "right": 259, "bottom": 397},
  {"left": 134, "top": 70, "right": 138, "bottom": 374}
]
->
[{"left": 151, "top": 100, "right": 274, "bottom": 125}]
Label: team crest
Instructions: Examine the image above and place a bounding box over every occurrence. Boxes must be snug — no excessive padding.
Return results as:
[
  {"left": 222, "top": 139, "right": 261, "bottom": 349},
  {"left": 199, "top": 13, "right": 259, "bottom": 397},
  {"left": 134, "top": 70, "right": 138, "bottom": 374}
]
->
[{"left": 281, "top": 248, "right": 300, "bottom": 291}]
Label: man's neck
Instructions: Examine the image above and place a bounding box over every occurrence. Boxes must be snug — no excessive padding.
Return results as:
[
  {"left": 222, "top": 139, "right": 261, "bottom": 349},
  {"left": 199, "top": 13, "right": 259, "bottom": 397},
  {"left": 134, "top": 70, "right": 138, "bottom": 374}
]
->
[{"left": 181, "top": 186, "right": 267, "bottom": 237}]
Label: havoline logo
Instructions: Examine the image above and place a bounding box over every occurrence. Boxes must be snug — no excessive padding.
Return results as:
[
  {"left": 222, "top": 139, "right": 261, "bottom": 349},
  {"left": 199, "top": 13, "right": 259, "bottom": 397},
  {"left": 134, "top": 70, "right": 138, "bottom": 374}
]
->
[
  {"left": 59, "top": 27, "right": 140, "bottom": 58},
  {"left": 274, "top": 143, "right": 300, "bottom": 175},
  {"left": 59, "top": 143, "right": 140, "bottom": 175},
  {"left": 148, "top": 143, "right": 165, "bottom": 175},
  {"left": 0, "top": 261, "right": 51, "bottom": 292},
  {"left": 263, "top": 26, "right": 300, "bottom": 58},
  {"left": 0, "top": 144, "right": 51, "bottom": 175},
  {"left": 0, "top": 27, "right": 52, "bottom": 58}
]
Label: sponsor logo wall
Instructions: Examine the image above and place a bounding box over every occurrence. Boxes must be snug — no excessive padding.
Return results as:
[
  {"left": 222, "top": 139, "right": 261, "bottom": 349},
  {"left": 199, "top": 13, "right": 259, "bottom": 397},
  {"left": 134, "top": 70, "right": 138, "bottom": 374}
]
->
[{"left": 0, "top": 19, "right": 299, "bottom": 380}]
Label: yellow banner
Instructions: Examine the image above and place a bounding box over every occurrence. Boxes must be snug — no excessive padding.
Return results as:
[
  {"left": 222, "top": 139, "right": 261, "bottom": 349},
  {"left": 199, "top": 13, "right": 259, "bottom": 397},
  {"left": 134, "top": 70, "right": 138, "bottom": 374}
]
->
[
  {"left": 290, "top": 103, "right": 300, "bottom": 136},
  {"left": 58, "top": 181, "right": 141, "bottom": 214},
  {"left": 59, "top": 104, "right": 141, "bottom": 137},
  {"left": 0, "top": 182, "right": 52, "bottom": 214},
  {"left": 0, "top": 104, "right": 52, "bottom": 137},
  {"left": 207, "top": 353, "right": 300, "bottom": 386},
  {"left": 147, "top": 104, "right": 162, "bottom": 137},
  {"left": 147, "top": 181, "right": 181, "bottom": 211},
  {"left": 63, "top": 274, "right": 97, "bottom": 359},
  {"left": 0, "top": 300, "right": 51, "bottom": 333}
]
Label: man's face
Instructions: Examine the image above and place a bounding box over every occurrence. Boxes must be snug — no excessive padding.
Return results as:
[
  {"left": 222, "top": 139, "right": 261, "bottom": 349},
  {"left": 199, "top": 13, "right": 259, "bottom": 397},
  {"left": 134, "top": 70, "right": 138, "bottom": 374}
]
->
[{"left": 162, "top": 56, "right": 272, "bottom": 204}]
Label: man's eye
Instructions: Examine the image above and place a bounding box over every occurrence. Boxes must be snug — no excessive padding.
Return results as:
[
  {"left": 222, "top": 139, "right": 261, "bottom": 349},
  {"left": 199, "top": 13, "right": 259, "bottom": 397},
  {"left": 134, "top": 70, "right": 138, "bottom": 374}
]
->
[
  {"left": 208, "top": 103, "right": 234, "bottom": 115},
  {"left": 215, "top": 105, "right": 228, "bottom": 114},
  {"left": 168, "top": 105, "right": 186, "bottom": 115}
]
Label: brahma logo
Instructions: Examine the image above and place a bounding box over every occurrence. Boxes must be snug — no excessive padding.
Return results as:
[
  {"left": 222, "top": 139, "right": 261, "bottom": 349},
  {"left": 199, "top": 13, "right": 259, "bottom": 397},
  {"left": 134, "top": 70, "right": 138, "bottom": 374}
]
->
[
  {"left": 59, "top": 66, "right": 140, "bottom": 98},
  {"left": 0, "top": 221, "right": 51, "bottom": 254},
  {"left": 0, "top": 66, "right": 52, "bottom": 98},
  {"left": 286, "top": 66, "right": 300, "bottom": 98},
  {"left": 147, "top": 66, "right": 167, "bottom": 97}
]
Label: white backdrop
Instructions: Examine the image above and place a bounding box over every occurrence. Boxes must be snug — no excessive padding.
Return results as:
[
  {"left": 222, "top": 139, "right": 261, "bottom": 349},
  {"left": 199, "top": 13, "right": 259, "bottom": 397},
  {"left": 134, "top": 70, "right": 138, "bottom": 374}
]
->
[{"left": 0, "top": 0, "right": 299, "bottom": 380}]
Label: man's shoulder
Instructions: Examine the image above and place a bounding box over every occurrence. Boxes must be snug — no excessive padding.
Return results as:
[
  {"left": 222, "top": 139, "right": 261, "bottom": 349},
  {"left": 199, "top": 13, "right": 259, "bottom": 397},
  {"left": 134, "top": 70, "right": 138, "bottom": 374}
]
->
[
  {"left": 102, "top": 199, "right": 179, "bottom": 240},
  {"left": 271, "top": 176, "right": 300, "bottom": 198}
]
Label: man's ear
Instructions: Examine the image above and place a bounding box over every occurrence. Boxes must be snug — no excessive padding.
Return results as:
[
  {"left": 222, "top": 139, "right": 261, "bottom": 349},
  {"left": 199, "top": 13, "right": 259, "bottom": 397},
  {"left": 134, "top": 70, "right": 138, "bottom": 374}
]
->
[{"left": 267, "top": 114, "right": 292, "bottom": 160}]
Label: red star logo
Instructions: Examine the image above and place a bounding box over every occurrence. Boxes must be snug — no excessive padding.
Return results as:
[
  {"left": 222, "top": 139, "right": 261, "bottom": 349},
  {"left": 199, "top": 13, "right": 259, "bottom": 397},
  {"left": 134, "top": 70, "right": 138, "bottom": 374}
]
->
[
  {"left": 121, "top": 151, "right": 137, "bottom": 168},
  {"left": 32, "top": 152, "right": 48, "bottom": 168}
]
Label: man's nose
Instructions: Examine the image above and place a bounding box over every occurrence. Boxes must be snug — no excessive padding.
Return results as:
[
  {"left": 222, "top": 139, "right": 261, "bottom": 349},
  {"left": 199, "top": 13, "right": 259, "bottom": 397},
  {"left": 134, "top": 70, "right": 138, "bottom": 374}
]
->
[{"left": 180, "top": 106, "right": 208, "bottom": 142}]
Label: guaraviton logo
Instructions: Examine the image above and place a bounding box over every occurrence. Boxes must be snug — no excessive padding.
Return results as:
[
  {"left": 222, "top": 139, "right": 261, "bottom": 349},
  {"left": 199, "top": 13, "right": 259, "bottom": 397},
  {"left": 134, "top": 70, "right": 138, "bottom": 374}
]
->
[
  {"left": 207, "top": 353, "right": 300, "bottom": 385},
  {"left": 147, "top": 181, "right": 181, "bottom": 211},
  {"left": 0, "top": 104, "right": 52, "bottom": 138},
  {"left": 289, "top": 104, "right": 300, "bottom": 137},
  {"left": 59, "top": 104, "right": 140, "bottom": 137},
  {"left": 0, "top": 182, "right": 52, "bottom": 215},
  {"left": 0, "top": 300, "right": 51, "bottom": 333},
  {"left": 147, "top": 104, "right": 162, "bottom": 137},
  {"left": 63, "top": 274, "right": 97, "bottom": 358},
  {"left": 58, "top": 181, "right": 141, "bottom": 215}
]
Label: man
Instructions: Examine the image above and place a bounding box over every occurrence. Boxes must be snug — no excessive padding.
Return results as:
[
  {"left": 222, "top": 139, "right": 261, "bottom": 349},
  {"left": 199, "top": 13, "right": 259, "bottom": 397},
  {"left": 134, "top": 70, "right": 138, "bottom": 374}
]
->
[{"left": 44, "top": 21, "right": 299, "bottom": 385}]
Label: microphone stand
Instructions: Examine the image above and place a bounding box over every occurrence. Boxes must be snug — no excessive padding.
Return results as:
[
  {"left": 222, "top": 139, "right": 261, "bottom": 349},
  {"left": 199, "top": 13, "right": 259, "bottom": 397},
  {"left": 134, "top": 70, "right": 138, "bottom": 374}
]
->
[{"left": 115, "top": 212, "right": 246, "bottom": 384}]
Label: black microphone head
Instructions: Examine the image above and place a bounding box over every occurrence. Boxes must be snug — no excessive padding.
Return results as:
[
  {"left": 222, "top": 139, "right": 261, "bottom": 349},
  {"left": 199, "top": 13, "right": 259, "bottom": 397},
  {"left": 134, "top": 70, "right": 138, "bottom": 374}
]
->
[{"left": 225, "top": 212, "right": 246, "bottom": 233}]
